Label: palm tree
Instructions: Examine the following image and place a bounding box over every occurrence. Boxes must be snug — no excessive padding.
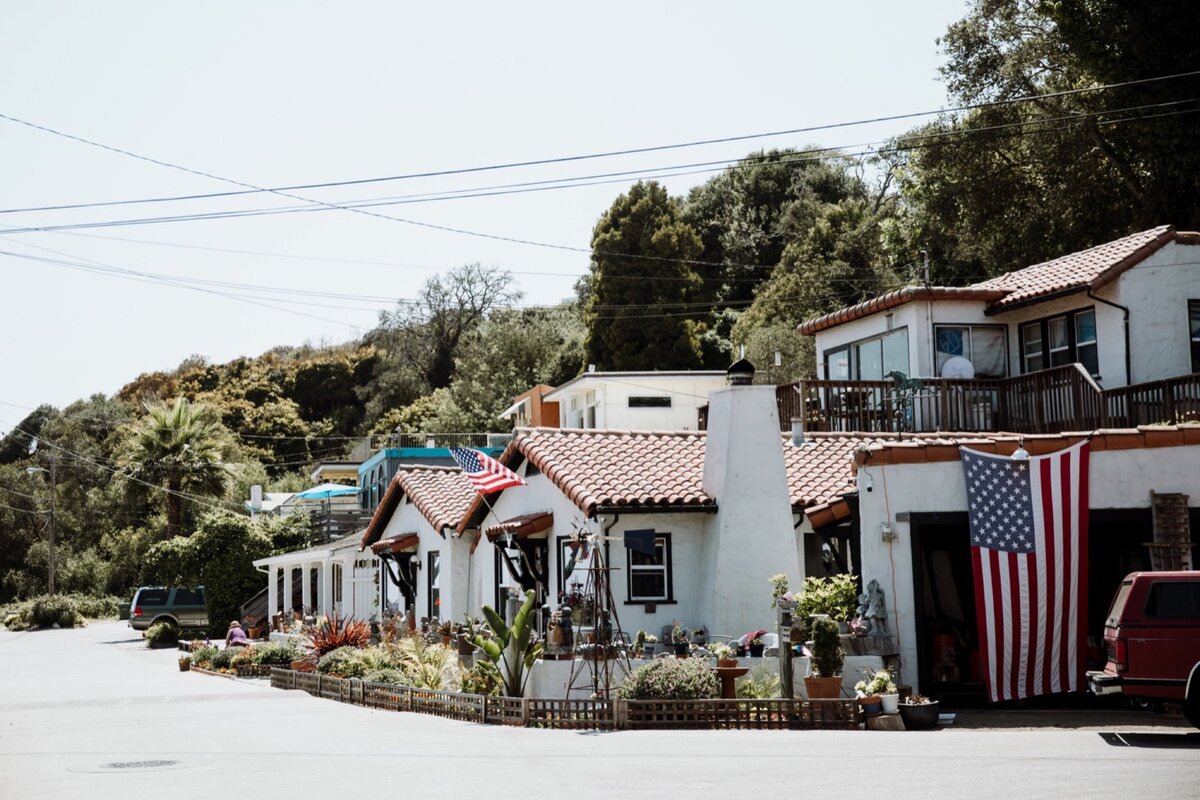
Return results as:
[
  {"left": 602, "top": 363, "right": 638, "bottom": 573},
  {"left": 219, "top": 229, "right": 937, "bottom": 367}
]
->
[{"left": 122, "top": 398, "right": 230, "bottom": 538}]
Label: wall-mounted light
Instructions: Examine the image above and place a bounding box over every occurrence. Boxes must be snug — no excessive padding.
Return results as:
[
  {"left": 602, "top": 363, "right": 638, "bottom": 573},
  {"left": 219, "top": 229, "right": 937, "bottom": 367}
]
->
[{"left": 1012, "top": 438, "right": 1030, "bottom": 461}]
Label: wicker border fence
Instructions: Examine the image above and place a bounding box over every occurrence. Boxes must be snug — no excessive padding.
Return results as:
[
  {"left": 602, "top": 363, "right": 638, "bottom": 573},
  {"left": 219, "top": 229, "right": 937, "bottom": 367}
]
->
[{"left": 269, "top": 668, "right": 860, "bottom": 731}]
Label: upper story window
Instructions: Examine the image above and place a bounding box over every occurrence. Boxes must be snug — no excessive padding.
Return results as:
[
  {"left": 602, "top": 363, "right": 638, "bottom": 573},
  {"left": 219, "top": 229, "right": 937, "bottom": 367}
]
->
[
  {"left": 1189, "top": 301, "right": 1200, "bottom": 372},
  {"left": 824, "top": 328, "right": 909, "bottom": 381},
  {"left": 629, "top": 396, "right": 672, "bottom": 408},
  {"left": 1020, "top": 308, "right": 1099, "bottom": 377},
  {"left": 626, "top": 532, "right": 673, "bottom": 602},
  {"left": 935, "top": 325, "right": 1008, "bottom": 378}
]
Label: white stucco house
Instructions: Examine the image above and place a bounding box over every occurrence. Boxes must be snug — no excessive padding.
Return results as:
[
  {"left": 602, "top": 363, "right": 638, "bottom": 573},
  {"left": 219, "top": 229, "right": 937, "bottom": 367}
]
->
[
  {"left": 359, "top": 377, "right": 876, "bottom": 644},
  {"left": 850, "top": 426, "right": 1199, "bottom": 697},
  {"left": 801, "top": 225, "right": 1199, "bottom": 388},
  {"left": 539, "top": 370, "right": 727, "bottom": 431}
]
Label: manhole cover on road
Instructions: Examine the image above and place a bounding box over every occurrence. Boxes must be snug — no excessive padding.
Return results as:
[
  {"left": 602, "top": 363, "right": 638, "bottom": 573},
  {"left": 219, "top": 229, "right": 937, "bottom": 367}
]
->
[{"left": 69, "top": 758, "right": 211, "bottom": 774}]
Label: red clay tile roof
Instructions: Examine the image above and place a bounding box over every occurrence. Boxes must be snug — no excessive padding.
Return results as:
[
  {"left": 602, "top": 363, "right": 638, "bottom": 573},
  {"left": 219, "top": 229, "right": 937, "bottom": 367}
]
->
[
  {"left": 484, "top": 511, "right": 554, "bottom": 541},
  {"left": 360, "top": 465, "right": 476, "bottom": 550},
  {"left": 797, "top": 287, "right": 1009, "bottom": 334},
  {"left": 798, "top": 226, "right": 1196, "bottom": 333},
  {"left": 513, "top": 427, "right": 713, "bottom": 517},
  {"left": 976, "top": 225, "right": 1182, "bottom": 309},
  {"left": 457, "top": 427, "right": 911, "bottom": 531},
  {"left": 370, "top": 533, "right": 420, "bottom": 555}
]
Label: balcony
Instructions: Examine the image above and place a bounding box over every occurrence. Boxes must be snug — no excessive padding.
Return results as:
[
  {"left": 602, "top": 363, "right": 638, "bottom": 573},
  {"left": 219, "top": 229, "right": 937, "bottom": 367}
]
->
[
  {"left": 773, "top": 365, "right": 1200, "bottom": 435},
  {"left": 350, "top": 431, "right": 513, "bottom": 461}
]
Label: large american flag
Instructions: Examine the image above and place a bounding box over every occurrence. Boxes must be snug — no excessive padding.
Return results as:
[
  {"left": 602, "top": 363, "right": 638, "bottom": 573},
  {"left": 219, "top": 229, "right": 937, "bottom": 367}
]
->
[
  {"left": 450, "top": 448, "right": 526, "bottom": 494},
  {"left": 960, "top": 441, "right": 1089, "bottom": 703}
]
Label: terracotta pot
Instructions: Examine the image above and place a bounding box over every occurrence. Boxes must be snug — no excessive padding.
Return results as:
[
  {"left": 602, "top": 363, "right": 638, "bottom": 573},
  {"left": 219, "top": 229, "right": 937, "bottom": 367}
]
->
[
  {"left": 440, "top": 634, "right": 451, "bottom": 646},
  {"left": 717, "top": 658, "right": 739, "bottom": 668},
  {"left": 804, "top": 675, "right": 843, "bottom": 699},
  {"left": 178, "top": 657, "right": 191, "bottom": 672},
  {"left": 247, "top": 627, "right": 262, "bottom": 640}
]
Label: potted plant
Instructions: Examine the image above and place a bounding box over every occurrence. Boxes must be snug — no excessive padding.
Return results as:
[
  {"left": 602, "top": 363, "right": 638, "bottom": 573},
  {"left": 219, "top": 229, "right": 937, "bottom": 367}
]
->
[
  {"left": 710, "top": 642, "right": 737, "bottom": 668},
  {"left": 856, "top": 666, "right": 898, "bottom": 713},
  {"left": 438, "top": 619, "right": 454, "bottom": 646},
  {"left": 804, "top": 617, "right": 844, "bottom": 699},
  {"left": 178, "top": 653, "right": 191, "bottom": 672},
  {"left": 748, "top": 637, "right": 765, "bottom": 658},
  {"left": 769, "top": 573, "right": 792, "bottom": 609},
  {"left": 854, "top": 667, "right": 896, "bottom": 716},
  {"left": 671, "top": 623, "right": 689, "bottom": 657},
  {"left": 642, "top": 633, "right": 658, "bottom": 658},
  {"left": 897, "top": 692, "right": 940, "bottom": 730}
]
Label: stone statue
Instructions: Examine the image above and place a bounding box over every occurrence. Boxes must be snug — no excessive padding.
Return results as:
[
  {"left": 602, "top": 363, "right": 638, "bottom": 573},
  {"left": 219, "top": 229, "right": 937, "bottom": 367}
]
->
[{"left": 855, "top": 579, "right": 890, "bottom": 636}]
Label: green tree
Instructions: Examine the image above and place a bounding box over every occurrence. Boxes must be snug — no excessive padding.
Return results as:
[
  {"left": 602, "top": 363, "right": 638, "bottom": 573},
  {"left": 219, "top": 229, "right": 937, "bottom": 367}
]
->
[
  {"left": 145, "top": 511, "right": 310, "bottom": 633},
  {"left": 119, "top": 398, "right": 233, "bottom": 539},
  {"left": 892, "top": 0, "right": 1200, "bottom": 279},
  {"left": 584, "top": 181, "right": 704, "bottom": 370}
]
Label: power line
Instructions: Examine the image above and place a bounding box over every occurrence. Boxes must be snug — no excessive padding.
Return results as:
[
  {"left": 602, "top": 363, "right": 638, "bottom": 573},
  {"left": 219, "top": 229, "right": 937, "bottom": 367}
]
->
[
  {"left": 0, "top": 500, "right": 47, "bottom": 516},
  {"left": 0, "top": 421, "right": 245, "bottom": 516},
  {"left": 0, "top": 96, "right": 1192, "bottom": 279},
  {"left": 2, "top": 67, "right": 1196, "bottom": 216}
]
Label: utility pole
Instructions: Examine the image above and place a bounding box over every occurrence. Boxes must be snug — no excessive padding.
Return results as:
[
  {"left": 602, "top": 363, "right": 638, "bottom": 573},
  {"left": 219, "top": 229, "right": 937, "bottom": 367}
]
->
[
  {"left": 26, "top": 451, "right": 56, "bottom": 595},
  {"left": 48, "top": 451, "right": 55, "bottom": 596}
]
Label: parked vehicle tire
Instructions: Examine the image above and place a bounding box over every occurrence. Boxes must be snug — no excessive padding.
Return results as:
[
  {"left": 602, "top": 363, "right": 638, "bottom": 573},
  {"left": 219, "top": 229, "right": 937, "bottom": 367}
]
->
[{"left": 1184, "top": 663, "right": 1200, "bottom": 730}]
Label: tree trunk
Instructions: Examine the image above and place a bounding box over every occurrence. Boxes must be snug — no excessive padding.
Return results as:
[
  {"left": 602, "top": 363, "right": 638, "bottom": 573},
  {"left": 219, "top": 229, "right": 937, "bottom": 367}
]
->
[{"left": 167, "top": 477, "right": 182, "bottom": 538}]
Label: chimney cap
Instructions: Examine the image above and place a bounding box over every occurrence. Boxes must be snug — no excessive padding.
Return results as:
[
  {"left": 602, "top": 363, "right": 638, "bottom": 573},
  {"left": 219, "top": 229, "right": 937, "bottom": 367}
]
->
[{"left": 727, "top": 358, "right": 755, "bottom": 386}]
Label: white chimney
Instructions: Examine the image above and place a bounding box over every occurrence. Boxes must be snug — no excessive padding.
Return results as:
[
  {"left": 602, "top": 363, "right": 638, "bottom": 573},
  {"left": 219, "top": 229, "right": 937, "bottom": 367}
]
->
[{"left": 700, "top": 363, "right": 801, "bottom": 637}]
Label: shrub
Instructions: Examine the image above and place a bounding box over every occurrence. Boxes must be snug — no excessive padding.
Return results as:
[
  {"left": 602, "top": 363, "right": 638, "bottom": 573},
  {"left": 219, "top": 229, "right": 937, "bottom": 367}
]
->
[
  {"left": 459, "top": 662, "right": 502, "bottom": 696},
  {"left": 796, "top": 574, "right": 859, "bottom": 622},
  {"left": 387, "top": 636, "right": 460, "bottom": 691},
  {"left": 145, "top": 620, "right": 179, "bottom": 647},
  {"left": 735, "top": 663, "right": 781, "bottom": 699},
  {"left": 28, "top": 595, "right": 85, "bottom": 629},
  {"left": 617, "top": 657, "right": 719, "bottom": 701},
  {"left": 810, "top": 616, "right": 844, "bottom": 678},
  {"left": 306, "top": 610, "right": 371, "bottom": 658},
  {"left": 251, "top": 643, "right": 301, "bottom": 666},
  {"left": 210, "top": 648, "right": 236, "bottom": 670},
  {"left": 230, "top": 645, "right": 257, "bottom": 668},
  {"left": 68, "top": 594, "right": 122, "bottom": 619},
  {"left": 191, "top": 644, "right": 218, "bottom": 667},
  {"left": 318, "top": 646, "right": 367, "bottom": 677},
  {"left": 362, "top": 668, "right": 407, "bottom": 685}
]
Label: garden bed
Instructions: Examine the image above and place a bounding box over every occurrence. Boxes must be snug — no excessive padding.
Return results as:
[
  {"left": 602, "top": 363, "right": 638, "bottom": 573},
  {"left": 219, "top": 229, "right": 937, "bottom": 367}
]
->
[{"left": 268, "top": 669, "right": 860, "bottom": 731}]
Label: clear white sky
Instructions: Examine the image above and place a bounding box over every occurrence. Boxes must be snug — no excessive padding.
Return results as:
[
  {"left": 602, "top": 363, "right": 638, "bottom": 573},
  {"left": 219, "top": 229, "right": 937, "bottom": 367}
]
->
[{"left": 0, "top": 1, "right": 969, "bottom": 434}]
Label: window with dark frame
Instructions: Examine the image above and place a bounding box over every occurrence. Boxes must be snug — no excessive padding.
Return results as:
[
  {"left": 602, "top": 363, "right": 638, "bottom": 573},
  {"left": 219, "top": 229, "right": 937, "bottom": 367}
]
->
[
  {"left": 1019, "top": 307, "right": 1099, "bottom": 377},
  {"left": 823, "top": 328, "right": 909, "bottom": 380},
  {"left": 1189, "top": 301, "right": 1200, "bottom": 373},
  {"left": 628, "top": 396, "right": 672, "bottom": 408},
  {"left": 934, "top": 325, "right": 1008, "bottom": 378},
  {"left": 427, "top": 551, "right": 440, "bottom": 619},
  {"left": 626, "top": 533, "right": 672, "bottom": 602}
]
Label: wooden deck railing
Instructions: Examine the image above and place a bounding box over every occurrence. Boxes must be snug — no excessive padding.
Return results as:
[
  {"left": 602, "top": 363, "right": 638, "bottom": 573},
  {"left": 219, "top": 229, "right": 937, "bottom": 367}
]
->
[{"left": 774, "top": 366, "right": 1200, "bottom": 435}]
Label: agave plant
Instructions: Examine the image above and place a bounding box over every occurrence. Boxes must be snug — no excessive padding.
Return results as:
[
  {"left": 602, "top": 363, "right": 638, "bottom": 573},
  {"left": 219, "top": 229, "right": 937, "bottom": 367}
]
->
[
  {"left": 473, "top": 589, "right": 543, "bottom": 697},
  {"left": 305, "top": 609, "right": 371, "bottom": 658}
]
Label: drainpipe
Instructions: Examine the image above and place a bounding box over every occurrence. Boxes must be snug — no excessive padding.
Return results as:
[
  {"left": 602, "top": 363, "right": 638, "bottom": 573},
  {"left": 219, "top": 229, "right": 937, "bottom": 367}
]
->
[{"left": 1087, "top": 289, "right": 1131, "bottom": 386}]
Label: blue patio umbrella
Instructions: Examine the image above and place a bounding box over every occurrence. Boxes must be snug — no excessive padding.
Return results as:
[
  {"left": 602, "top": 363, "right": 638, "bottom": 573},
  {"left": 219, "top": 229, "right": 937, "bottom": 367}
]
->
[{"left": 291, "top": 482, "right": 361, "bottom": 501}]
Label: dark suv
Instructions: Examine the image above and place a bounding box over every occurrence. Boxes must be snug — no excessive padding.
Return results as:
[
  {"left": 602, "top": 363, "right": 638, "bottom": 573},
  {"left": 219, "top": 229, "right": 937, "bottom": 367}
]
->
[
  {"left": 1087, "top": 571, "right": 1200, "bottom": 728},
  {"left": 128, "top": 586, "right": 209, "bottom": 633}
]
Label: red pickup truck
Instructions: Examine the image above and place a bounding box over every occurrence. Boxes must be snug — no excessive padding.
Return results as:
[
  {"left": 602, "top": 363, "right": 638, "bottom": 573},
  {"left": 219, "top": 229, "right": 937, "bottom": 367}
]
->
[{"left": 1087, "top": 571, "right": 1200, "bottom": 728}]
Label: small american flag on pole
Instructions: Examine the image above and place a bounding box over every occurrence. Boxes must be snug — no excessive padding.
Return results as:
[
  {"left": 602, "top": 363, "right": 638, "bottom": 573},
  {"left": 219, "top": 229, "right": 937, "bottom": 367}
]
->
[
  {"left": 449, "top": 447, "right": 526, "bottom": 494},
  {"left": 960, "top": 441, "right": 1089, "bottom": 703}
]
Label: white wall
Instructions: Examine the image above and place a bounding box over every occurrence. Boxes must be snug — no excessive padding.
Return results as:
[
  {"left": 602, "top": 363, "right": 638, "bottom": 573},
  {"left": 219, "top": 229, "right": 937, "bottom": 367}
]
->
[
  {"left": 813, "top": 300, "right": 996, "bottom": 380},
  {"left": 1113, "top": 242, "right": 1200, "bottom": 383},
  {"left": 855, "top": 442, "right": 1200, "bottom": 691},
  {"left": 550, "top": 374, "right": 726, "bottom": 431}
]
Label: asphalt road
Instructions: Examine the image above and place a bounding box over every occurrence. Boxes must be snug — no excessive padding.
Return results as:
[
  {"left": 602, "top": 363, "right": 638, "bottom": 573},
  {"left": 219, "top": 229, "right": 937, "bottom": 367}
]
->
[{"left": 2, "top": 620, "right": 1198, "bottom": 799}]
